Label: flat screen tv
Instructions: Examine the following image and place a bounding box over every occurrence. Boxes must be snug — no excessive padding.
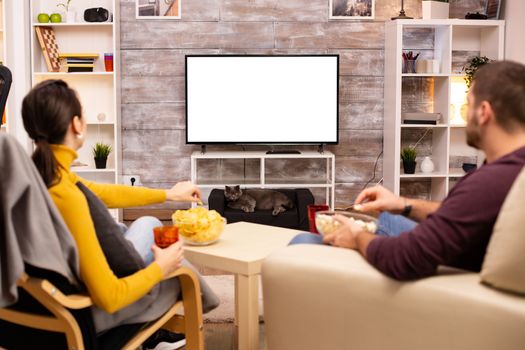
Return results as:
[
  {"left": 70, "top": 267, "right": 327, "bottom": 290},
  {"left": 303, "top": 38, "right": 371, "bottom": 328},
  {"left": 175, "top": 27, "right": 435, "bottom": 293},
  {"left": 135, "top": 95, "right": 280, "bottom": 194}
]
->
[{"left": 185, "top": 55, "right": 339, "bottom": 145}]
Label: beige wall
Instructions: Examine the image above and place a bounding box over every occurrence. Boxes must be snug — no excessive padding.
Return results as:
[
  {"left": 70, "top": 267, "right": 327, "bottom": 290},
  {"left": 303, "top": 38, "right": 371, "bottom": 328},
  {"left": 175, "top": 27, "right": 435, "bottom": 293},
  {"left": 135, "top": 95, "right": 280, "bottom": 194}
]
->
[{"left": 503, "top": 0, "right": 525, "bottom": 64}]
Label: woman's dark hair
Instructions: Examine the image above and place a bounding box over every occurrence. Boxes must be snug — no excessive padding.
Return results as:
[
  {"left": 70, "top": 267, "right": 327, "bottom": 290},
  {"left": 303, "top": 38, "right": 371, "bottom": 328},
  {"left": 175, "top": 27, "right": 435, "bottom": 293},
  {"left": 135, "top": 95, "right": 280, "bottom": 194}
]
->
[{"left": 21, "top": 80, "right": 82, "bottom": 187}]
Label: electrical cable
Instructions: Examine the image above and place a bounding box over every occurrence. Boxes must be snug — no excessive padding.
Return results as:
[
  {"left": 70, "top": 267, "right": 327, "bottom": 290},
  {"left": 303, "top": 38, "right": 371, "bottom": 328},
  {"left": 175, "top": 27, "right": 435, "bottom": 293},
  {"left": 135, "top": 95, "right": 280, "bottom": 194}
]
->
[{"left": 241, "top": 145, "right": 246, "bottom": 183}]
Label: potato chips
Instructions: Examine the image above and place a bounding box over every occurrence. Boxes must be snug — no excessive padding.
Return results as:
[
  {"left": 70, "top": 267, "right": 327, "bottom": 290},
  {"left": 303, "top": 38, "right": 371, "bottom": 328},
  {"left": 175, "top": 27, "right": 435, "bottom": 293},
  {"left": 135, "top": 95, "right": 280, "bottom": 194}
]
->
[{"left": 172, "top": 207, "right": 225, "bottom": 244}]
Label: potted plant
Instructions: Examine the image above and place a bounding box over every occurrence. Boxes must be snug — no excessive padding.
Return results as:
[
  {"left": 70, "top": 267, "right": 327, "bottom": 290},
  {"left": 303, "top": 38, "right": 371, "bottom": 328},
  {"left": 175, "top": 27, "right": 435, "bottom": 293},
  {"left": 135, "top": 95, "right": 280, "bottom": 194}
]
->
[
  {"left": 422, "top": 0, "right": 449, "bottom": 19},
  {"left": 57, "top": 0, "right": 75, "bottom": 23},
  {"left": 401, "top": 147, "right": 417, "bottom": 174},
  {"left": 463, "top": 56, "right": 490, "bottom": 89},
  {"left": 93, "top": 142, "right": 111, "bottom": 169}
]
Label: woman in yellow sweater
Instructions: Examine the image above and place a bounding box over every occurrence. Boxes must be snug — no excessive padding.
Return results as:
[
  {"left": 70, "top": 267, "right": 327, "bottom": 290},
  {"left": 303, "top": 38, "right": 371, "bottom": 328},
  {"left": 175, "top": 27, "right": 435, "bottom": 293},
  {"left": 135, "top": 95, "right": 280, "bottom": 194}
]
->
[{"left": 21, "top": 80, "right": 201, "bottom": 347}]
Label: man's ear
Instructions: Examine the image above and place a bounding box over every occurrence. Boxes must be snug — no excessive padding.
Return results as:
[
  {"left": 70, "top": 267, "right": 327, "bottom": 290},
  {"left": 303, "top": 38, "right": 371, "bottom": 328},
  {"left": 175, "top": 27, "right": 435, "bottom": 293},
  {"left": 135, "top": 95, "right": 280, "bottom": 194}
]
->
[{"left": 477, "top": 101, "right": 494, "bottom": 126}]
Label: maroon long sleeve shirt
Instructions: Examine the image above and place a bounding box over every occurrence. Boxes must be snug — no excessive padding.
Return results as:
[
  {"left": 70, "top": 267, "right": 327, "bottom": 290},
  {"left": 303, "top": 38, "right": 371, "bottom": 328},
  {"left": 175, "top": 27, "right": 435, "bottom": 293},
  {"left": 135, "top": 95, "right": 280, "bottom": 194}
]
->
[{"left": 367, "top": 146, "right": 525, "bottom": 280}]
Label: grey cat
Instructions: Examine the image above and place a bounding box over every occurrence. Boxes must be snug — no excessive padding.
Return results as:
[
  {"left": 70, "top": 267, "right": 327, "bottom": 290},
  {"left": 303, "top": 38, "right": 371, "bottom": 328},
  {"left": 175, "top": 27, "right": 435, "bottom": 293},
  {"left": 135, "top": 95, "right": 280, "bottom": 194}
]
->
[{"left": 224, "top": 185, "right": 294, "bottom": 216}]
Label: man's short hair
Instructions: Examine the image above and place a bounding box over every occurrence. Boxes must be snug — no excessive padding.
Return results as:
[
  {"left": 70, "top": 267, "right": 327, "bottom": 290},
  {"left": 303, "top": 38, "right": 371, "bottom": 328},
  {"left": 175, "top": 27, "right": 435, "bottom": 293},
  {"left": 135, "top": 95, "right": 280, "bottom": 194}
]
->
[{"left": 472, "top": 61, "right": 525, "bottom": 132}]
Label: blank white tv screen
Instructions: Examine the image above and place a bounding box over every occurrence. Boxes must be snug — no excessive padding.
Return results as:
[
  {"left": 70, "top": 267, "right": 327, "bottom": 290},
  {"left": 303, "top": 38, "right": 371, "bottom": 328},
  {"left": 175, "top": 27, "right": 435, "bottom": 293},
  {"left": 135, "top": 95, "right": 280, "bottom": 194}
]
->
[{"left": 185, "top": 55, "right": 339, "bottom": 144}]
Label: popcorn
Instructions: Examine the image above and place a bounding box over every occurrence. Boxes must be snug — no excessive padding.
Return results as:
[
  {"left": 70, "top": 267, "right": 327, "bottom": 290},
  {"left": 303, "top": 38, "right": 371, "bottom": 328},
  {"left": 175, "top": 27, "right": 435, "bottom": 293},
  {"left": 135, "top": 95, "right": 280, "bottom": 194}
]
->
[
  {"left": 315, "top": 213, "right": 377, "bottom": 236},
  {"left": 172, "top": 207, "right": 225, "bottom": 244}
]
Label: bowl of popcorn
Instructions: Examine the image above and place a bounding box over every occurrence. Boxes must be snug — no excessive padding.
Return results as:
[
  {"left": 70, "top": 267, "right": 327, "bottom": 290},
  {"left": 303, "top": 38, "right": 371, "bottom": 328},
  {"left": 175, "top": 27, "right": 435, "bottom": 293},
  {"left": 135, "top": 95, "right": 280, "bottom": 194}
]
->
[
  {"left": 172, "top": 207, "right": 226, "bottom": 245},
  {"left": 315, "top": 210, "right": 377, "bottom": 236}
]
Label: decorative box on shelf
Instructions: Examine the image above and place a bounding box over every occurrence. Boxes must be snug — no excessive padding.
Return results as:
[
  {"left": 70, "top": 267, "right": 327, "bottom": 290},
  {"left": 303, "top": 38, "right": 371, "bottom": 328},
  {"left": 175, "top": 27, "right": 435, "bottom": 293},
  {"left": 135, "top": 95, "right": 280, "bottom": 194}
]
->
[{"left": 422, "top": 1, "right": 450, "bottom": 20}]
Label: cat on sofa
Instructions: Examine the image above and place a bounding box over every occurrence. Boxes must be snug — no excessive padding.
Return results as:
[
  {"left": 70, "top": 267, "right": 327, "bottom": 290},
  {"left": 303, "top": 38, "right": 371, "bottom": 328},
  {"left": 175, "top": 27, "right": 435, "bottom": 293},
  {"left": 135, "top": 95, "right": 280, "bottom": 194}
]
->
[{"left": 224, "top": 185, "right": 294, "bottom": 216}]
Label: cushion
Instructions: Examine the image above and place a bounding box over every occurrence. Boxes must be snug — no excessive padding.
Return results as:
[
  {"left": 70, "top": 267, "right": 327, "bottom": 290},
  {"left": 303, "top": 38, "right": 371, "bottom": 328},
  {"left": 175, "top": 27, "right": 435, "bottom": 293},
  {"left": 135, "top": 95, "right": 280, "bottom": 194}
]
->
[
  {"left": 76, "top": 182, "right": 145, "bottom": 277},
  {"left": 481, "top": 167, "right": 525, "bottom": 294}
]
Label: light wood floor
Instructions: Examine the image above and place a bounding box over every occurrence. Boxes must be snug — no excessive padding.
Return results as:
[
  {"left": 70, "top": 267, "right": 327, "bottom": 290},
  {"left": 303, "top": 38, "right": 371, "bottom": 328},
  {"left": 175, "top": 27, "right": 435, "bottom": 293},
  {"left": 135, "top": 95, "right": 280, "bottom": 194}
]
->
[{"left": 180, "top": 322, "right": 266, "bottom": 350}]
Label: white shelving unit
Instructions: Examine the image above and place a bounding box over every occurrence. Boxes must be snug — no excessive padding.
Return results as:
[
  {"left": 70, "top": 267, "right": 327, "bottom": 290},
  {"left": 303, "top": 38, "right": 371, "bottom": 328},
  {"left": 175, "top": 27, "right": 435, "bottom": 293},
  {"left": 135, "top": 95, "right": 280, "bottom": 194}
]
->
[
  {"left": 384, "top": 19, "right": 505, "bottom": 200},
  {"left": 30, "top": 0, "right": 120, "bottom": 218},
  {"left": 191, "top": 151, "right": 336, "bottom": 209}
]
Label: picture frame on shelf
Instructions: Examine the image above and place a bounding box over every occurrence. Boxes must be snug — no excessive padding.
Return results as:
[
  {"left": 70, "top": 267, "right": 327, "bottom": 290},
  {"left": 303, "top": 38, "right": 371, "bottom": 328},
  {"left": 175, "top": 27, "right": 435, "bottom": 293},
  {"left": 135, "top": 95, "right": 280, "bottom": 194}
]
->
[
  {"left": 329, "top": 0, "right": 375, "bottom": 20},
  {"left": 485, "top": 0, "right": 503, "bottom": 19},
  {"left": 136, "top": 0, "right": 181, "bottom": 19}
]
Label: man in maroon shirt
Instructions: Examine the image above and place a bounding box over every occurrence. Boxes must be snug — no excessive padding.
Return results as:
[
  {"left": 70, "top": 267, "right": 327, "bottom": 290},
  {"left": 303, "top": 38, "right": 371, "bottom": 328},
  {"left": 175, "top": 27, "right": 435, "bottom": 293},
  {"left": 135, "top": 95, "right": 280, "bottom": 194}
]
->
[{"left": 292, "top": 61, "right": 525, "bottom": 280}]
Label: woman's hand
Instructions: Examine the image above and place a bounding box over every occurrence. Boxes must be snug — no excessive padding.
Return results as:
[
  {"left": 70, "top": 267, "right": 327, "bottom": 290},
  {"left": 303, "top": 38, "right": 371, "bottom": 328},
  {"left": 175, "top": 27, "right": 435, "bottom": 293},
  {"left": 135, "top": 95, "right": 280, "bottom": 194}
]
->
[
  {"left": 151, "top": 241, "right": 184, "bottom": 278},
  {"left": 166, "top": 181, "right": 202, "bottom": 203},
  {"left": 354, "top": 185, "right": 405, "bottom": 214}
]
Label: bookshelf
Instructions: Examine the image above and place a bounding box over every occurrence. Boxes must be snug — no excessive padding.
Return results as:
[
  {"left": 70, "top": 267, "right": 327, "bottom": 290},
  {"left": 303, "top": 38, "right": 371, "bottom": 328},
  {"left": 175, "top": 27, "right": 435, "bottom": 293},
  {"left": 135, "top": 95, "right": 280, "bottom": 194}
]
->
[
  {"left": 30, "top": 0, "right": 120, "bottom": 218},
  {"left": 384, "top": 19, "right": 505, "bottom": 200}
]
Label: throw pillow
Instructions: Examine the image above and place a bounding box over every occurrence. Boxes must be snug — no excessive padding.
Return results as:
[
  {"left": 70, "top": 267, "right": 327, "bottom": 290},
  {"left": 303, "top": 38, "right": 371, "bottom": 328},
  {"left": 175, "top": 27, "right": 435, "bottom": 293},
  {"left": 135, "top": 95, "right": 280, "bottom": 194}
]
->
[
  {"left": 76, "top": 182, "right": 145, "bottom": 277},
  {"left": 481, "top": 167, "right": 525, "bottom": 294}
]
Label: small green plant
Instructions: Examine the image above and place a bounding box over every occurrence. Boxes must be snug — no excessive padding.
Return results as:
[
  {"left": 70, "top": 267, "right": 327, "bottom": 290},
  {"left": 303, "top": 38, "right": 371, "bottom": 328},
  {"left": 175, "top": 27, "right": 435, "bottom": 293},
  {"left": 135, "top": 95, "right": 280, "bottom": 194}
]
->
[
  {"left": 401, "top": 147, "right": 417, "bottom": 163},
  {"left": 92, "top": 142, "right": 112, "bottom": 159},
  {"left": 57, "top": 0, "right": 72, "bottom": 12},
  {"left": 463, "top": 56, "right": 490, "bottom": 89}
]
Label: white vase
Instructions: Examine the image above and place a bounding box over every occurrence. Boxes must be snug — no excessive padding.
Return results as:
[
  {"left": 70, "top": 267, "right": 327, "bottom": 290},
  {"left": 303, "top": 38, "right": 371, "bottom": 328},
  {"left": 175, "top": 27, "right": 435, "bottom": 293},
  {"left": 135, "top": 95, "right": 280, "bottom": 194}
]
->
[
  {"left": 422, "top": 1, "right": 449, "bottom": 20},
  {"left": 421, "top": 156, "right": 435, "bottom": 173},
  {"left": 66, "top": 10, "right": 76, "bottom": 23}
]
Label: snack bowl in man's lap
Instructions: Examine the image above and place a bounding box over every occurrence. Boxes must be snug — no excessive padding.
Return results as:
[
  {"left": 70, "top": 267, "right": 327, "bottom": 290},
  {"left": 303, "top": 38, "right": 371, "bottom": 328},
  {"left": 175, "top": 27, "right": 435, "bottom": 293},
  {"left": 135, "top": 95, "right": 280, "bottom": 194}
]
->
[{"left": 315, "top": 210, "right": 377, "bottom": 236}]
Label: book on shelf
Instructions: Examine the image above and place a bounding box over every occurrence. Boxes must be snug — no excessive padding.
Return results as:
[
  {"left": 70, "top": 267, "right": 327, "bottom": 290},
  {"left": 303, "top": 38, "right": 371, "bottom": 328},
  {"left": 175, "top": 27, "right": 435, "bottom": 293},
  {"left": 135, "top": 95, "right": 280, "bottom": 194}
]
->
[
  {"left": 66, "top": 64, "right": 95, "bottom": 73},
  {"left": 58, "top": 53, "right": 99, "bottom": 59},
  {"left": 65, "top": 58, "right": 95, "bottom": 64},
  {"left": 402, "top": 112, "right": 442, "bottom": 125}
]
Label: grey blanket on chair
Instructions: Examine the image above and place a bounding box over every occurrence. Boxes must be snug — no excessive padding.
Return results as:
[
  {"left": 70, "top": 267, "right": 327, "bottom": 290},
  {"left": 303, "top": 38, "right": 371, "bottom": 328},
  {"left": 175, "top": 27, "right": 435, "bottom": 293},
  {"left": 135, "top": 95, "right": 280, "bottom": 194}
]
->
[
  {"left": 0, "top": 134, "right": 219, "bottom": 332},
  {"left": 0, "top": 134, "right": 81, "bottom": 307}
]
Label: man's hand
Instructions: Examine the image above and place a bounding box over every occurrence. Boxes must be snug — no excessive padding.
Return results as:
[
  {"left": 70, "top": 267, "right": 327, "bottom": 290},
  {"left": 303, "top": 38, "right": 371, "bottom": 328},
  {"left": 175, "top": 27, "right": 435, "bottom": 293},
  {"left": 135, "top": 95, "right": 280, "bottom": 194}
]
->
[
  {"left": 354, "top": 185, "right": 405, "bottom": 214},
  {"left": 152, "top": 241, "right": 184, "bottom": 278},
  {"left": 323, "top": 214, "right": 365, "bottom": 249},
  {"left": 166, "top": 181, "right": 202, "bottom": 203}
]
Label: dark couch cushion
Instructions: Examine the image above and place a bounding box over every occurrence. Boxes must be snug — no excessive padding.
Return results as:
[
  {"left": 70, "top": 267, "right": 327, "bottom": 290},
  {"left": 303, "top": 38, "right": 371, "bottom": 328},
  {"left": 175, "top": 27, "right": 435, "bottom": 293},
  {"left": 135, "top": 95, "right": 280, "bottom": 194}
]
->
[{"left": 76, "top": 182, "right": 145, "bottom": 277}]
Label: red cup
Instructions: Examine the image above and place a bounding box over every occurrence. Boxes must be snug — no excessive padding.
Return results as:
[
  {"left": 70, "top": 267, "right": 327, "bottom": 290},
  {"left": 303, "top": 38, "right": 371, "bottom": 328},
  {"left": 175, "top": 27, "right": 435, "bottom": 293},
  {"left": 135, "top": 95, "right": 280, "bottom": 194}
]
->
[
  {"left": 153, "top": 226, "right": 179, "bottom": 248},
  {"left": 307, "top": 204, "right": 330, "bottom": 234},
  {"left": 104, "top": 53, "right": 113, "bottom": 72}
]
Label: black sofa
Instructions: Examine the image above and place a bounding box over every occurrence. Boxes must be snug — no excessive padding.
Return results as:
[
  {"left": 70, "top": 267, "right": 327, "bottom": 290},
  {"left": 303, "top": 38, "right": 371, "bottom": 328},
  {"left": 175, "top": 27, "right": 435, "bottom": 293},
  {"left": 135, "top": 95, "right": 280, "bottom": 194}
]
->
[{"left": 208, "top": 188, "right": 314, "bottom": 231}]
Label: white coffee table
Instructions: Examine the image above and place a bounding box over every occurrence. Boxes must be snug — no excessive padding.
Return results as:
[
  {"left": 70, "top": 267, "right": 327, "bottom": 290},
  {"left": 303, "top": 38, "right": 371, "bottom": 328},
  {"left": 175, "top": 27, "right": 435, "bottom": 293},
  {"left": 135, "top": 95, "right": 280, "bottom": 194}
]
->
[{"left": 183, "top": 221, "right": 301, "bottom": 350}]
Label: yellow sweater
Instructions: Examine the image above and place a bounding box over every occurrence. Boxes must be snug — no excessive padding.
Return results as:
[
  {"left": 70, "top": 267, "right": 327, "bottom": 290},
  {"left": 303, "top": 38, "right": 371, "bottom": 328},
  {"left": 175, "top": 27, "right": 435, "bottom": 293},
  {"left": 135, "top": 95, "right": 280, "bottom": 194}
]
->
[{"left": 49, "top": 144, "right": 166, "bottom": 313}]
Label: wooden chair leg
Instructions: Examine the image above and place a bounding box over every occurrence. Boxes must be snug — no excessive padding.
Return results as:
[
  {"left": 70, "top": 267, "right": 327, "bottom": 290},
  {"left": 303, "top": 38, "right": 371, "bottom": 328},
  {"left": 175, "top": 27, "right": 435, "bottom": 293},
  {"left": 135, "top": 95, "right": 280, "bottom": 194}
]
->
[
  {"left": 64, "top": 324, "right": 85, "bottom": 350},
  {"left": 178, "top": 273, "right": 204, "bottom": 350}
]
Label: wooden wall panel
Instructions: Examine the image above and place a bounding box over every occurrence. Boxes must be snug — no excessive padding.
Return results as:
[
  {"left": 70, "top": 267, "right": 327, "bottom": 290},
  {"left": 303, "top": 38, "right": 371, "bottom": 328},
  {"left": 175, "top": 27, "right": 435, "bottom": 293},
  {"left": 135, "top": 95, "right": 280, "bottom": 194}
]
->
[
  {"left": 120, "top": 0, "right": 476, "bottom": 211},
  {"left": 275, "top": 22, "right": 385, "bottom": 49},
  {"left": 219, "top": 0, "right": 327, "bottom": 22},
  {"left": 121, "top": 49, "right": 219, "bottom": 77},
  {"left": 121, "top": 21, "right": 274, "bottom": 49},
  {"left": 121, "top": 103, "right": 186, "bottom": 130},
  {"left": 331, "top": 49, "right": 384, "bottom": 77},
  {"left": 121, "top": 76, "right": 184, "bottom": 103},
  {"left": 339, "top": 102, "right": 384, "bottom": 130}
]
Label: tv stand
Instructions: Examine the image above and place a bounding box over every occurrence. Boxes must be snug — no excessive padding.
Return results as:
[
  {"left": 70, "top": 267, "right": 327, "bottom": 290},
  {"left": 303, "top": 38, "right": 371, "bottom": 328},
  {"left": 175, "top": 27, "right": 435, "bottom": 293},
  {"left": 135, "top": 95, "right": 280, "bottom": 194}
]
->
[
  {"left": 190, "top": 150, "right": 335, "bottom": 208},
  {"left": 200, "top": 145, "right": 207, "bottom": 154},
  {"left": 266, "top": 150, "right": 301, "bottom": 155}
]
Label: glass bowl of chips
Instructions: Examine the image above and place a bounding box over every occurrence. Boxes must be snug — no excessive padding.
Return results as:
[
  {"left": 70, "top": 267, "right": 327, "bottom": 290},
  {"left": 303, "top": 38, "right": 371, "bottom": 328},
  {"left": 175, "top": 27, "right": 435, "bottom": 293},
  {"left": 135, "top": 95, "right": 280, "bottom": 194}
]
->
[
  {"left": 315, "top": 210, "right": 377, "bottom": 236},
  {"left": 172, "top": 207, "right": 226, "bottom": 245}
]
